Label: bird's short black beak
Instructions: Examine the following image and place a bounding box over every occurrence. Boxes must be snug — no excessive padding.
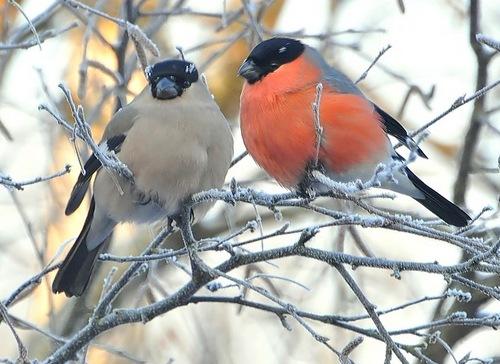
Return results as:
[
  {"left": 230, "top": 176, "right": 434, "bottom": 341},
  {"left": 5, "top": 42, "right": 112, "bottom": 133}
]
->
[
  {"left": 153, "top": 77, "right": 182, "bottom": 100},
  {"left": 238, "top": 59, "right": 261, "bottom": 83}
]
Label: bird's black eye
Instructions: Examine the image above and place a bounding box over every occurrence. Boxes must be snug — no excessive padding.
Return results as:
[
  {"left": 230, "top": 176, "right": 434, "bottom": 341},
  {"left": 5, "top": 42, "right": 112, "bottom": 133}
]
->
[{"left": 269, "top": 62, "right": 279, "bottom": 70}]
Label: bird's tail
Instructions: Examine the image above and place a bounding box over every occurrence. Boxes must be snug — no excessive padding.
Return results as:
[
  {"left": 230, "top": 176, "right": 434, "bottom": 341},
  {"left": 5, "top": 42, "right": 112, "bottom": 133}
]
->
[
  {"left": 405, "top": 167, "right": 471, "bottom": 227},
  {"left": 52, "top": 198, "right": 108, "bottom": 297}
]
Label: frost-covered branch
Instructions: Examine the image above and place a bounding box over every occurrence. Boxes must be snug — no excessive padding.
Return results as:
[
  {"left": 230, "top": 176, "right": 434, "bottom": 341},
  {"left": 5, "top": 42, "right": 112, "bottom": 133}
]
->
[{"left": 0, "top": 165, "right": 71, "bottom": 190}]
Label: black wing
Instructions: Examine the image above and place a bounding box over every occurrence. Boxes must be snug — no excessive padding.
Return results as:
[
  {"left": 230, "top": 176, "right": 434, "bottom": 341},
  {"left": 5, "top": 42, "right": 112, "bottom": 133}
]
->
[
  {"left": 65, "top": 134, "right": 126, "bottom": 215},
  {"left": 374, "top": 105, "right": 427, "bottom": 159}
]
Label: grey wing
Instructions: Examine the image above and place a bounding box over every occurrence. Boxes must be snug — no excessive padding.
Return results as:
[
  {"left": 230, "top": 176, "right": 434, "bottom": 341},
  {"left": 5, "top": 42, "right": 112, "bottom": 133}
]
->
[
  {"left": 305, "top": 46, "right": 363, "bottom": 96},
  {"left": 305, "top": 46, "right": 427, "bottom": 158},
  {"left": 65, "top": 105, "right": 139, "bottom": 215},
  {"left": 101, "top": 102, "right": 139, "bottom": 141}
]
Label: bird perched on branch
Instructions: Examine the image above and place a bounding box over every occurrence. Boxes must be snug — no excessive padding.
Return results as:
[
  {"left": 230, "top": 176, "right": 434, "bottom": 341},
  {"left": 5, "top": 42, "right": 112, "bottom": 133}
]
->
[
  {"left": 238, "top": 37, "right": 470, "bottom": 227},
  {"left": 53, "top": 59, "right": 234, "bottom": 297}
]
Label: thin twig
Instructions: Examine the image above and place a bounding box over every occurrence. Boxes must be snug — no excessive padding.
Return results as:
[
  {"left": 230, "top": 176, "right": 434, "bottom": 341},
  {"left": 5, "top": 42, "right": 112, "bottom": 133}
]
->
[
  {"left": 8, "top": 0, "right": 41, "bottom": 50},
  {"left": 0, "top": 165, "right": 71, "bottom": 190},
  {"left": 312, "top": 83, "right": 324, "bottom": 167},
  {"left": 355, "top": 44, "right": 392, "bottom": 84},
  {"left": 334, "top": 264, "right": 409, "bottom": 364},
  {"left": 0, "top": 22, "right": 78, "bottom": 50},
  {"left": 0, "top": 302, "right": 28, "bottom": 363}
]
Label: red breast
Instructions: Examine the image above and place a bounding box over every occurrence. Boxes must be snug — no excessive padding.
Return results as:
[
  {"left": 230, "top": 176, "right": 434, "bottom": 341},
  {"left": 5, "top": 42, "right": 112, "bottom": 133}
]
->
[{"left": 240, "top": 53, "right": 388, "bottom": 187}]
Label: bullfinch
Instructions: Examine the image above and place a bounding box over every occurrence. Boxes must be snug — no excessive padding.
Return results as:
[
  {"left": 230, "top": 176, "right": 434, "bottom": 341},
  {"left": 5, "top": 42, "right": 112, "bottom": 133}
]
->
[
  {"left": 238, "top": 37, "right": 470, "bottom": 227},
  {"left": 52, "top": 59, "right": 234, "bottom": 297}
]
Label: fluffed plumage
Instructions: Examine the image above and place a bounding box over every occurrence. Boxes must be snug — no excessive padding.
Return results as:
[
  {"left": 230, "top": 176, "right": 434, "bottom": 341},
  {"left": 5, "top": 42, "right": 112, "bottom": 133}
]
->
[
  {"left": 238, "top": 38, "right": 470, "bottom": 227},
  {"left": 53, "top": 60, "right": 233, "bottom": 297}
]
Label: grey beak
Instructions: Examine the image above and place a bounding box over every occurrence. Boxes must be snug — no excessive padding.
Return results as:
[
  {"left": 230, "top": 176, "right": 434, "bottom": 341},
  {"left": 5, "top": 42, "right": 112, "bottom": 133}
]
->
[
  {"left": 238, "top": 59, "right": 261, "bottom": 82},
  {"left": 155, "top": 77, "right": 182, "bottom": 100}
]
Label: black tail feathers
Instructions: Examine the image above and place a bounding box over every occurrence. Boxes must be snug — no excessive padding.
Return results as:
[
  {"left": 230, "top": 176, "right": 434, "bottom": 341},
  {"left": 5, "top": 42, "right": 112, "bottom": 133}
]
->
[
  {"left": 65, "top": 178, "right": 91, "bottom": 216},
  {"left": 53, "top": 198, "right": 104, "bottom": 297},
  {"left": 405, "top": 168, "right": 471, "bottom": 227}
]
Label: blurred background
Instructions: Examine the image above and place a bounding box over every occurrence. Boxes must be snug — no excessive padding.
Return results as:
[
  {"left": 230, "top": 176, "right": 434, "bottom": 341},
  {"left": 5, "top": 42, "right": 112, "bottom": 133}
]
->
[{"left": 0, "top": 0, "right": 499, "bottom": 363}]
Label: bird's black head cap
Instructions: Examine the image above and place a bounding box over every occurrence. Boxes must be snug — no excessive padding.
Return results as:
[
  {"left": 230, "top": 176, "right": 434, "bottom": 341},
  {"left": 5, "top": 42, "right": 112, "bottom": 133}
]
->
[
  {"left": 146, "top": 59, "right": 199, "bottom": 100},
  {"left": 238, "top": 37, "right": 305, "bottom": 83}
]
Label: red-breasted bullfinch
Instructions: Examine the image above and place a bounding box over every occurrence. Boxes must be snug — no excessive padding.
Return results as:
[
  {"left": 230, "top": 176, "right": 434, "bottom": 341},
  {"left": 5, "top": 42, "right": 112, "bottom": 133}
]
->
[
  {"left": 238, "top": 37, "right": 470, "bottom": 227},
  {"left": 52, "top": 59, "right": 234, "bottom": 297}
]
